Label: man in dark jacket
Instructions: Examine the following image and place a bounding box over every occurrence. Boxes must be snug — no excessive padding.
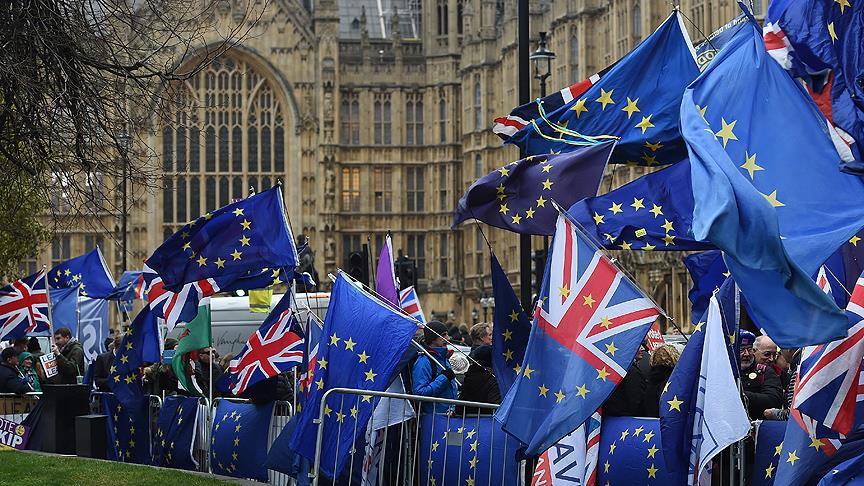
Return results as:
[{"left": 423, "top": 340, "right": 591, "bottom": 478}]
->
[
  {"left": 458, "top": 345, "right": 500, "bottom": 410},
  {"left": 739, "top": 330, "right": 783, "bottom": 420},
  {"left": 0, "top": 348, "right": 32, "bottom": 394},
  {"left": 93, "top": 334, "right": 122, "bottom": 391},
  {"left": 52, "top": 327, "right": 85, "bottom": 384}
]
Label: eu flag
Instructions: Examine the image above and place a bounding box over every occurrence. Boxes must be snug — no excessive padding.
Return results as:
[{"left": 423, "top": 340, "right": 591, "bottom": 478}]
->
[
  {"left": 683, "top": 250, "right": 728, "bottom": 323},
  {"left": 682, "top": 13, "right": 864, "bottom": 347},
  {"left": 453, "top": 143, "right": 613, "bottom": 235},
  {"left": 505, "top": 12, "right": 699, "bottom": 165},
  {"left": 146, "top": 186, "right": 299, "bottom": 291},
  {"left": 107, "top": 306, "right": 161, "bottom": 409},
  {"left": 152, "top": 395, "right": 200, "bottom": 470},
  {"left": 288, "top": 273, "right": 419, "bottom": 479},
  {"left": 596, "top": 416, "right": 674, "bottom": 483},
  {"left": 101, "top": 393, "right": 151, "bottom": 464},
  {"left": 417, "top": 413, "right": 522, "bottom": 486},
  {"left": 210, "top": 399, "right": 275, "bottom": 481},
  {"left": 766, "top": 0, "right": 864, "bottom": 174},
  {"left": 659, "top": 279, "right": 739, "bottom": 484},
  {"left": 750, "top": 420, "right": 786, "bottom": 486},
  {"left": 44, "top": 285, "right": 79, "bottom": 336},
  {"left": 106, "top": 271, "right": 143, "bottom": 302},
  {"left": 495, "top": 212, "right": 659, "bottom": 454},
  {"left": 566, "top": 160, "right": 715, "bottom": 252},
  {"left": 490, "top": 255, "right": 531, "bottom": 397},
  {"left": 49, "top": 247, "right": 115, "bottom": 298}
]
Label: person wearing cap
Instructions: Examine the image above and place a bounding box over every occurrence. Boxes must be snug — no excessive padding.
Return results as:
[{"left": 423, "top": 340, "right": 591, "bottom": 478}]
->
[
  {"left": 411, "top": 320, "right": 458, "bottom": 413},
  {"left": 0, "top": 348, "right": 32, "bottom": 394},
  {"left": 739, "top": 330, "right": 783, "bottom": 420}
]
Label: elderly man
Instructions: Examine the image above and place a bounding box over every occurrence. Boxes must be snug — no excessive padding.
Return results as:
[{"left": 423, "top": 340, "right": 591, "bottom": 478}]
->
[{"left": 740, "top": 330, "right": 783, "bottom": 420}]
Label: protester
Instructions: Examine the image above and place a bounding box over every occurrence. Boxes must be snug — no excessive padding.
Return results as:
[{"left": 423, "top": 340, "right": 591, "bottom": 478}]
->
[
  {"left": 11, "top": 338, "right": 28, "bottom": 355},
  {"left": 219, "top": 352, "right": 234, "bottom": 372},
  {"left": 754, "top": 335, "right": 791, "bottom": 391},
  {"left": 457, "top": 324, "right": 471, "bottom": 346},
  {"left": 604, "top": 344, "right": 648, "bottom": 416},
  {"left": 764, "top": 347, "right": 801, "bottom": 420},
  {"left": 642, "top": 344, "right": 680, "bottom": 417},
  {"left": 196, "top": 347, "right": 224, "bottom": 398},
  {"left": 739, "top": 330, "right": 783, "bottom": 420},
  {"left": 469, "top": 323, "right": 492, "bottom": 350},
  {"left": 93, "top": 334, "right": 122, "bottom": 392},
  {"left": 0, "top": 348, "right": 31, "bottom": 394},
  {"left": 17, "top": 351, "right": 41, "bottom": 392},
  {"left": 411, "top": 320, "right": 458, "bottom": 413},
  {"left": 457, "top": 345, "right": 500, "bottom": 411},
  {"left": 52, "top": 327, "right": 85, "bottom": 384},
  {"left": 27, "top": 337, "right": 43, "bottom": 359}
]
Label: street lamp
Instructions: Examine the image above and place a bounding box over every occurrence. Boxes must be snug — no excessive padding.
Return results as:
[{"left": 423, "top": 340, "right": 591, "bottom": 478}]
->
[
  {"left": 117, "top": 131, "right": 132, "bottom": 273},
  {"left": 530, "top": 32, "right": 556, "bottom": 98}
]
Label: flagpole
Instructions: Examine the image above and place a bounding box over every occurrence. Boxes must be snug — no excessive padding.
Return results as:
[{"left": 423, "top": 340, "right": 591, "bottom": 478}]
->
[
  {"left": 550, "top": 199, "right": 689, "bottom": 343},
  {"left": 43, "top": 265, "right": 56, "bottom": 349}
]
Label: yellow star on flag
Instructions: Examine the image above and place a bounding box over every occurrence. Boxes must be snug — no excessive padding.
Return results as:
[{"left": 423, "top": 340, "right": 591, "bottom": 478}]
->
[
  {"left": 635, "top": 115, "right": 655, "bottom": 134},
  {"left": 240, "top": 219, "right": 252, "bottom": 230},
  {"left": 647, "top": 444, "right": 659, "bottom": 458},
  {"left": 555, "top": 389, "right": 566, "bottom": 403},
  {"left": 503, "top": 329, "right": 513, "bottom": 341},
  {"left": 741, "top": 152, "right": 764, "bottom": 179},
  {"left": 644, "top": 141, "right": 663, "bottom": 151},
  {"left": 498, "top": 167, "right": 510, "bottom": 177},
  {"left": 541, "top": 164, "right": 552, "bottom": 173},
  {"left": 335, "top": 411, "right": 345, "bottom": 423},
  {"left": 364, "top": 369, "right": 378, "bottom": 382},
  {"left": 661, "top": 219, "right": 675, "bottom": 232},
  {"left": 620, "top": 241, "right": 633, "bottom": 250},
  {"left": 596, "top": 367, "right": 610, "bottom": 381},
  {"left": 633, "top": 426, "right": 644, "bottom": 436},
  {"left": 509, "top": 310, "right": 519, "bottom": 322},
  {"left": 525, "top": 207, "right": 535, "bottom": 218},
  {"left": 358, "top": 351, "right": 369, "bottom": 364},
  {"left": 536, "top": 196, "right": 547, "bottom": 207},
  {"left": 643, "top": 430, "right": 655, "bottom": 442},
  {"left": 621, "top": 429, "right": 631, "bottom": 440},
  {"left": 595, "top": 88, "right": 615, "bottom": 109},
  {"left": 316, "top": 378, "right": 325, "bottom": 389},
  {"left": 609, "top": 202, "right": 623, "bottom": 214},
  {"left": 329, "top": 333, "right": 340, "bottom": 346},
  {"left": 233, "top": 208, "right": 244, "bottom": 216},
  {"left": 575, "top": 383, "right": 590, "bottom": 399},
  {"left": 214, "top": 257, "right": 225, "bottom": 269},
  {"left": 828, "top": 22, "right": 838, "bottom": 42},
  {"left": 593, "top": 212, "right": 605, "bottom": 225},
  {"left": 649, "top": 204, "right": 663, "bottom": 218},
  {"left": 542, "top": 178, "right": 553, "bottom": 190},
  {"left": 503, "top": 349, "right": 514, "bottom": 360},
  {"left": 835, "top": 0, "right": 851, "bottom": 13},
  {"left": 318, "top": 359, "right": 328, "bottom": 369},
  {"left": 231, "top": 249, "right": 242, "bottom": 260},
  {"left": 559, "top": 285, "right": 571, "bottom": 298},
  {"left": 775, "top": 442, "right": 784, "bottom": 456},
  {"left": 643, "top": 242, "right": 656, "bottom": 251},
  {"left": 610, "top": 442, "right": 617, "bottom": 454},
  {"left": 641, "top": 153, "right": 658, "bottom": 166},
  {"left": 196, "top": 255, "right": 207, "bottom": 267},
  {"left": 851, "top": 235, "right": 862, "bottom": 246},
  {"left": 787, "top": 450, "right": 799, "bottom": 465},
  {"left": 344, "top": 337, "right": 357, "bottom": 351},
  {"left": 809, "top": 436, "right": 825, "bottom": 451},
  {"left": 600, "top": 316, "right": 613, "bottom": 329},
  {"left": 239, "top": 235, "right": 251, "bottom": 246},
  {"left": 522, "top": 364, "right": 535, "bottom": 378},
  {"left": 631, "top": 197, "right": 645, "bottom": 211},
  {"left": 511, "top": 213, "right": 522, "bottom": 224},
  {"left": 572, "top": 98, "right": 589, "bottom": 118},
  {"left": 538, "top": 384, "right": 549, "bottom": 397},
  {"left": 182, "top": 242, "right": 191, "bottom": 251},
  {"left": 667, "top": 395, "right": 684, "bottom": 411},
  {"left": 647, "top": 463, "right": 658, "bottom": 479},
  {"left": 765, "top": 463, "right": 775, "bottom": 478},
  {"left": 662, "top": 234, "right": 676, "bottom": 246},
  {"left": 715, "top": 118, "right": 739, "bottom": 148},
  {"left": 762, "top": 190, "right": 785, "bottom": 207},
  {"left": 694, "top": 321, "right": 705, "bottom": 332},
  {"left": 582, "top": 293, "right": 595, "bottom": 307},
  {"left": 499, "top": 203, "right": 509, "bottom": 214},
  {"left": 605, "top": 342, "right": 618, "bottom": 356},
  {"left": 622, "top": 97, "right": 640, "bottom": 118}
]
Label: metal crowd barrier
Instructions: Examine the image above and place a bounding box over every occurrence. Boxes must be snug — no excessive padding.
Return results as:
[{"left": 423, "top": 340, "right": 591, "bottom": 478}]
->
[
  {"left": 311, "top": 388, "right": 523, "bottom": 486},
  {"left": 194, "top": 397, "right": 211, "bottom": 473},
  {"left": 0, "top": 392, "right": 41, "bottom": 424}
]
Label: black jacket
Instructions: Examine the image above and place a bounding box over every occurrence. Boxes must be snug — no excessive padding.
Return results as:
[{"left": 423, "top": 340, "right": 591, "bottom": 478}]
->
[
  {"left": 93, "top": 351, "right": 114, "bottom": 392},
  {"left": 56, "top": 340, "right": 85, "bottom": 384},
  {"left": 642, "top": 365, "right": 674, "bottom": 418},
  {"left": 604, "top": 360, "right": 647, "bottom": 416},
  {"left": 0, "top": 362, "right": 31, "bottom": 394},
  {"left": 742, "top": 363, "right": 783, "bottom": 420},
  {"left": 459, "top": 365, "right": 500, "bottom": 404}
]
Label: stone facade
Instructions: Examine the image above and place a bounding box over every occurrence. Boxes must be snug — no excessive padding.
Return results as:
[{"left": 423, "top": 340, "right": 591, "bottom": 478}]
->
[{"left": 31, "top": 0, "right": 766, "bottom": 332}]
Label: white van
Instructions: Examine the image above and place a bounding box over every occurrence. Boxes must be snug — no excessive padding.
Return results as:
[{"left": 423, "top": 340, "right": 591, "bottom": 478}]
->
[{"left": 168, "top": 292, "right": 330, "bottom": 357}]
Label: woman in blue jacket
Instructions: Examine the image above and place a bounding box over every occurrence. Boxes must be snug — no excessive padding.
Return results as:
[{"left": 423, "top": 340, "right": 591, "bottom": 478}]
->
[{"left": 411, "top": 321, "right": 458, "bottom": 414}]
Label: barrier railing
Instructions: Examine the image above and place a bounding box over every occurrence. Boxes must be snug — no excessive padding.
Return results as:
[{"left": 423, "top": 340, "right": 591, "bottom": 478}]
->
[
  {"left": 311, "top": 388, "right": 522, "bottom": 486},
  {"left": 0, "top": 392, "right": 41, "bottom": 424}
]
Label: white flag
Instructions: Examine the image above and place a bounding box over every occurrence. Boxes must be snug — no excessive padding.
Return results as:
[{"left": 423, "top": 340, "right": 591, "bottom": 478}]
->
[{"left": 689, "top": 294, "right": 750, "bottom": 485}]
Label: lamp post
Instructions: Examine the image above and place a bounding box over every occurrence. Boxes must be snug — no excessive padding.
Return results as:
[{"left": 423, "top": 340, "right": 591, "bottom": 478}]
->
[
  {"left": 517, "top": 0, "right": 531, "bottom": 311},
  {"left": 480, "top": 294, "right": 494, "bottom": 322},
  {"left": 530, "top": 32, "right": 556, "bottom": 98},
  {"left": 118, "top": 131, "right": 132, "bottom": 273}
]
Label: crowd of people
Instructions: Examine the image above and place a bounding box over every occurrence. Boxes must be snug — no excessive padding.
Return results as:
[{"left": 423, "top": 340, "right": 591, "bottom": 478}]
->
[{"left": 2, "top": 319, "right": 794, "bottom": 426}]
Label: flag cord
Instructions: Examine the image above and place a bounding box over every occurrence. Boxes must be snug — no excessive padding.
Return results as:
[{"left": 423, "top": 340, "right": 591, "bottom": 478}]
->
[
  {"left": 328, "top": 271, "right": 491, "bottom": 379},
  {"left": 823, "top": 265, "right": 854, "bottom": 298},
  {"left": 551, "top": 199, "right": 689, "bottom": 344}
]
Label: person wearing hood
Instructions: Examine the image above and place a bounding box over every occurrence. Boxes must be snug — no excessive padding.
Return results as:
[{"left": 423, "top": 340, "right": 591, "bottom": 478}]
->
[
  {"left": 17, "top": 351, "right": 41, "bottom": 393},
  {"left": 411, "top": 320, "right": 458, "bottom": 413},
  {"left": 52, "top": 327, "right": 85, "bottom": 384}
]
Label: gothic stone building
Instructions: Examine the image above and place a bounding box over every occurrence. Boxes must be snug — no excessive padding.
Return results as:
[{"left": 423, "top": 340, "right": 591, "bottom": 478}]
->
[{"left": 31, "top": 0, "right": 765, "bottom": 331}]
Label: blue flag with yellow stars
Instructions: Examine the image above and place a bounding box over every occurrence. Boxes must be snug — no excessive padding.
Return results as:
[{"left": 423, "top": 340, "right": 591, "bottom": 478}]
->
[
  {"left": 152, "top": 395, "right": 200, "bottom": 470},
  {"left": 683, "top": 250, "right": 728, "bottom": 324},
  {"left": 453, "top": 142, "right": 613, "bottom": 235},
  {"left": 659, "top": 279, "right": 739, "bottom": 484},
  {"left": 48, "top": 247, "right": 116, "bottom": 299},
  {"left": 107, "top": 306, "right": 161, "bottom": 410},
  {"left": 106, "top": 270, "right": 143, "bottom": 302},
  {"left": 766, "top": 0, "right": 864, "bottom": 174},
  {"left": 45, "top": 286, "right": 79, "bottom": 337},
  {"left": 682, "top": 12, "right": 864, "bottom": 347},
  {"left": 596, "top": 416, "right": 674, "bottom": 484},
  {"left": 566, "top": 160, "right": 716, "bottom": 252},
  {"left": 490, "top": 254, "right": 532, "bottom": 398},
  {"left": 210, "top": 399, "right": 274, "bottom": 481},
  {"left": 751, "top": 420, "right": 786, "bottom": 486},
  {"left": 101, "top": 393, "right": 150, "bottom": 464},
  {"left": 288, "top": 272, "right": 419, "bottom": 479},
  {"left": 505, "top": 11, "right": 699, "bottom": 166},
  {"left": 417, "top": 413, "right": 522, "bottom": 486},
  {"left": 146, "top": 185, "right": 298, "bottom": 291}
]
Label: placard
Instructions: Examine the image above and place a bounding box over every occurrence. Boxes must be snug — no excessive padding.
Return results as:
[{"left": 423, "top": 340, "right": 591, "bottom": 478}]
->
[
  {"left": 40, "top": 352, "right": 58, "bottom": 379},
  {"left": 0, "top": 417, "right": 30, "bottom": 450}
]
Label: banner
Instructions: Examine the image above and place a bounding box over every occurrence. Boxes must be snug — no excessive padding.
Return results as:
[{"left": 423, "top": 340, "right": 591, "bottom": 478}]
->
[
  {"left": 78, "top": 297, "right": 109, "bottom": 365},
  {"left": 0, "top": 417, "right": 31, "bottom": 450},
  {"left": 40, "top": 353, "right": 58, "bottom": 379},
  {"left": 645, "top": 322, "right": 665, "bottom": 352}
]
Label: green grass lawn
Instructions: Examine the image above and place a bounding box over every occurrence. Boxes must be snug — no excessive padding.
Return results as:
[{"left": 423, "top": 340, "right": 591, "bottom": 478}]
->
[{"left": 0, "top": 450, "right": 234, "bottom": 485}]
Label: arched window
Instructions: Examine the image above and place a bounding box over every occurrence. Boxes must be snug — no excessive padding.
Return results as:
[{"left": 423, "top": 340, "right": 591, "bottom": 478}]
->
[
  {"left": 474, "top": 74, "right": 482, "bottom": 130},
  {"left": 160, "top": 54, "right": 290, "bottom": 231},
  {"left": 632, "top": 1, "right": 642, "bottom": 37},
  {"left": 439, "top": 98, "right": 447, "bottom": 143},
  {"left": 570, "top": 29, "right": 580, "bottom": 81}
]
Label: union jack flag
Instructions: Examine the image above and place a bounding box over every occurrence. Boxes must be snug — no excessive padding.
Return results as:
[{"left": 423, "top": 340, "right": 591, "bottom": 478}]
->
[
  {"left": 793, "top": 270, "right": 864, "bottom": 435},
  {"left": 299, "top": 312, "right": 322, "bottom": 394},
  {"left": 0, "top": 270, "right": 50, "bottom": 341},
  {"left": 143, "top": 265, "right": 219, "bottom": 333},
  {"left": 227, "top": 294, "right": 304, "bottom": 395},
  {"left": 398, "top": 286, "right": 426, "bottom": 323},
  {"left": 497, "top": 212, "right": 659, "bottom": 454}
]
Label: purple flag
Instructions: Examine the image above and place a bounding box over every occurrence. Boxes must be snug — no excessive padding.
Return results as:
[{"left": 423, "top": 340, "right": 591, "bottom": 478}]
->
[{"left": 375, "top": 235, "right": 399, "bottom": 306}]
